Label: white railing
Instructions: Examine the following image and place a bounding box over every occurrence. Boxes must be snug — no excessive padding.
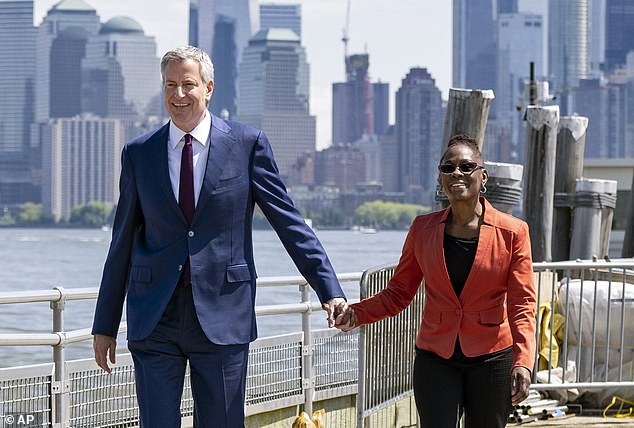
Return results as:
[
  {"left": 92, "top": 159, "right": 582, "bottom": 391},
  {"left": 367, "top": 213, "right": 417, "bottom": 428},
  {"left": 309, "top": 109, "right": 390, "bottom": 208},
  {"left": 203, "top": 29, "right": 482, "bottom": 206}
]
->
[{"left": 0, "top": 273, "right": 362, "bottom": 427}]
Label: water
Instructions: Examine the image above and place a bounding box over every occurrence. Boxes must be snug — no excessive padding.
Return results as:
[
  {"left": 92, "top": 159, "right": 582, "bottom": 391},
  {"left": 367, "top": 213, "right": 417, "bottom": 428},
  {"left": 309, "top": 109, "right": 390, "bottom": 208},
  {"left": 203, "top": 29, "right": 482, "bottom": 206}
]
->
[{"left": 0, "top": 227, "right": 407, "bottom": 367}]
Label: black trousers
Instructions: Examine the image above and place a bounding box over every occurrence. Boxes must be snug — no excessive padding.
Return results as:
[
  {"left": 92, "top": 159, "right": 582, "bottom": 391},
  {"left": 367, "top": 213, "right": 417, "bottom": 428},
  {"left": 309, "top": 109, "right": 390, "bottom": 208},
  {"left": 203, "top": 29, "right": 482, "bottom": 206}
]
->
[{"left": 413, "top": 345, "right": 513, "bottom": 428}]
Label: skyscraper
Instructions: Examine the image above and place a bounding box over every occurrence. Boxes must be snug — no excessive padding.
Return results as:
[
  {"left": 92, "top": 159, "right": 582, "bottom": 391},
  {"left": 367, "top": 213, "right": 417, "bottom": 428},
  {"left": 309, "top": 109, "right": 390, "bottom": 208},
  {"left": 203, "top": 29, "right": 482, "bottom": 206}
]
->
[
  {"left": 41, "top": 115, "right": 124, "bottom": 220},
  {"left": 495, "top": 12, "right": 544, "bottom": 163},
  {"left": 34, "top": 0, "right": 100, "bottom": 123},
  {"left": 189, "top": 0, "right": 259, "bottom": 118},
  {"left": 237, "top": 28, "right": 314, "bottom": 179},
  {"left": 332, "top": 54, "right": 374, "bottom": 144},
  {"left": 395, "top": 68, "right": 442, "bottom": 204},
  {"left": 452, "top": 0, "right": 497, "bottom": 91},
  {"left": 81, "top": 16, "right": 160, "bottom": 120},
  {"left": 548, "top": 0, "right": 589, "bottom": 114},
  {"left": 0, "top": 0, "right": 36, "bottom": 205},
  {"left": 605, "top": 0, "right": 634, "bottom": 72},
  {"left": 372, "top": 82, "right": 390, "bottom": 137},
  {"left": 260, "top": 3, "right": 301, "bottom": 38}
]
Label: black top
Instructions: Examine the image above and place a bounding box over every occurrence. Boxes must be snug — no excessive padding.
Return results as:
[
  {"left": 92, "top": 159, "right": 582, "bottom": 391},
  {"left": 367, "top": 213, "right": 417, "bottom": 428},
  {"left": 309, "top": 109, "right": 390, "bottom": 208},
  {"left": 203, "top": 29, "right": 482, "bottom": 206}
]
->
[
  {"left": 443, "top": 233, "right": 478, "bottom": 298},
  {"left": 444, "top": 232, "right": 480, "bottom": 361}
]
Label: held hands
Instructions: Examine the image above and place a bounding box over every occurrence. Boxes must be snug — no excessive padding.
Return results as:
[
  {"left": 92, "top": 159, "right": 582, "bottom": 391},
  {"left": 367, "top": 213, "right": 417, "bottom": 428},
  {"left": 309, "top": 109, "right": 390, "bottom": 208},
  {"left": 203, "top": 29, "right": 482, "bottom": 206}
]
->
[
  {"left": 510, "top": 366, "right": 532, "bottom": 405},
  {"left": 321, "top": 297, "right": 357, "bottom": 331},
  {"left": 93, "top": 334, "right": 117, "bottom": 373}
]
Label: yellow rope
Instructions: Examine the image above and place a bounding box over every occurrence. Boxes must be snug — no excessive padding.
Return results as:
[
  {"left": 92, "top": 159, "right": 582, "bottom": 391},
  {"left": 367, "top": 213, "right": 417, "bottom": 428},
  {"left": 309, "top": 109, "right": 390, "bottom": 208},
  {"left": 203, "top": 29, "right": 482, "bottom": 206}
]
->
[{"left": 603, "top": 396, "right": 634, "bottom": 418}]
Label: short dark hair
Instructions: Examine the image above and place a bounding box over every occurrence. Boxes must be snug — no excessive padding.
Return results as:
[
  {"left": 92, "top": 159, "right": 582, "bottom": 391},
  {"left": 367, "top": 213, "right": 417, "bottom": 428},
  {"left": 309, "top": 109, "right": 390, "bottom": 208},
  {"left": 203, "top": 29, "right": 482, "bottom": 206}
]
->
[{"left": 441, "top": 134, "right": 483, "bottom": 163}]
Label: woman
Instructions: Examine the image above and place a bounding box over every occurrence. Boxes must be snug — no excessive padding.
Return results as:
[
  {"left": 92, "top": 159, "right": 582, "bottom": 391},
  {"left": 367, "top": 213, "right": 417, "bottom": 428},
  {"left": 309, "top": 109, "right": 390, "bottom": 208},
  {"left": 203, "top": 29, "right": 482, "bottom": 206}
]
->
[{"left": 336, "top": 135, "right": 536, "bottom": 428}]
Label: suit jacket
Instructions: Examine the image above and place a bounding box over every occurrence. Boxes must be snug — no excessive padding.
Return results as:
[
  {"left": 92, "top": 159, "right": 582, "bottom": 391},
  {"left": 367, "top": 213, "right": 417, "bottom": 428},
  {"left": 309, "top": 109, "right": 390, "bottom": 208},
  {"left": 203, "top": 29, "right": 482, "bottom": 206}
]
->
[
  {"left": 351, "top": 198, "right": 536, "bottom": 370},
  {"left": 92, "top": 115, "right": 344, "bottom": 344}
]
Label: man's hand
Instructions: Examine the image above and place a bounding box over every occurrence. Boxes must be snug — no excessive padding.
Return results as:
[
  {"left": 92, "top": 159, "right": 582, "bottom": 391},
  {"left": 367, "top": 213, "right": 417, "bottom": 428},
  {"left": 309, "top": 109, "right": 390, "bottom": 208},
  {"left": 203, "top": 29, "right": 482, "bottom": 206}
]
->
[
  {"left": 321, "top": 297, "right": 347, "bottom": 328},
  {"left": 93, "top": 334, "right": 117, "bottom": 373},
  {"left": 335, "top": 306, "right": 357, "bottom": 332},
  {"left": 511, "top": 366, "right": 532, "bottom": 405}
]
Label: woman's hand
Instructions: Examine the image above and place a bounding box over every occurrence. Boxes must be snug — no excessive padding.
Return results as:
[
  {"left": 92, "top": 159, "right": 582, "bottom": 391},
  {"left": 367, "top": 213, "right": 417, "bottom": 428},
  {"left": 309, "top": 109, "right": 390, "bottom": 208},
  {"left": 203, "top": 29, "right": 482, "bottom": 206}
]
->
[{"left": 510, "top": 366, "right": 532, "bottom": 405}]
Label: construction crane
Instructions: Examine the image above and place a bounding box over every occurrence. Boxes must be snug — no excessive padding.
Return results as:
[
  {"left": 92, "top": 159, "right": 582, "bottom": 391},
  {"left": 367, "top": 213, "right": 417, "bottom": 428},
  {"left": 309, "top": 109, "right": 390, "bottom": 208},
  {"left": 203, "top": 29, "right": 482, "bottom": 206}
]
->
[{"left": 342, "top": 0, "right": 351, "bottom": 60}]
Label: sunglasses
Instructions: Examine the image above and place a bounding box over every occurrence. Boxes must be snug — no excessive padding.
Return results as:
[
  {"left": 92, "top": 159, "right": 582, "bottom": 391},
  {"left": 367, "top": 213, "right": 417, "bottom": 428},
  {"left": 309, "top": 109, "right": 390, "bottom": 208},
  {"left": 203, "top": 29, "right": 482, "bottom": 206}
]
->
[{"left": 437, "top": 162, "right": 483, "bottom": 174}]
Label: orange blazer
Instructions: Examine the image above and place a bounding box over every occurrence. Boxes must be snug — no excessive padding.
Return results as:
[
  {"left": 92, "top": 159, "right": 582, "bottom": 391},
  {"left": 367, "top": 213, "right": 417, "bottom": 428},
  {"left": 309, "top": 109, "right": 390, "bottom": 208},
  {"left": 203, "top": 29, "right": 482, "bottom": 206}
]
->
[{"left": 351, "top": 198, "right": 536, "bottom": 371}]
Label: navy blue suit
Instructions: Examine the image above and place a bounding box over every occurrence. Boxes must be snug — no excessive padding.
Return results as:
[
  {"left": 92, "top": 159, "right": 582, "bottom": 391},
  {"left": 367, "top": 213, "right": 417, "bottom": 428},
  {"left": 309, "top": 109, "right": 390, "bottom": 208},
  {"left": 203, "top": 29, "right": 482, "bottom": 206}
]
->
[{"left": 92, "top": 115, "right": 344, "bottom": 426}]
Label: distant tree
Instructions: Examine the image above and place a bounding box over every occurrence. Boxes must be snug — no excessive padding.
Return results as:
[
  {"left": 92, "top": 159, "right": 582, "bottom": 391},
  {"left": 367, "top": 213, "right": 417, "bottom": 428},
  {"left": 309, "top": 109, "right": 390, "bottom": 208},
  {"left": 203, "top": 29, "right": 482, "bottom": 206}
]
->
[
  {"left": 354, "top": 201, "right": 430, "bottom": 229},
  {"left": 69, "top": 201, "right": 113, "bottom": 227},
  {"left": 16, "top": 203, "right": 52, "bottom": 225},
  {"left": 313, "top": 207, "right": 345, "bottom": 227}
]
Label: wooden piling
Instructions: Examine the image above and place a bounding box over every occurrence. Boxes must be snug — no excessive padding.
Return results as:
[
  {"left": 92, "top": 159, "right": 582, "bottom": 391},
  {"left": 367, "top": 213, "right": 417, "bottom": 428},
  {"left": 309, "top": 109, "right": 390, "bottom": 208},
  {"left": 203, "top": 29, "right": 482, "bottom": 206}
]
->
[
  {"left": 552, "top": 116, "right": 588, "bottom": 261},
  {"left": 623, "top": 172, "right": 634, "bottom": 258},
  {"left": 523, "top": 105, "right": 559, "bottom": 262},
  {"left": 437, "top": 88, "right": 494, "bottom": 208},
  {"left": 441, "top": 88, "right": 495, "bottom": 153}
]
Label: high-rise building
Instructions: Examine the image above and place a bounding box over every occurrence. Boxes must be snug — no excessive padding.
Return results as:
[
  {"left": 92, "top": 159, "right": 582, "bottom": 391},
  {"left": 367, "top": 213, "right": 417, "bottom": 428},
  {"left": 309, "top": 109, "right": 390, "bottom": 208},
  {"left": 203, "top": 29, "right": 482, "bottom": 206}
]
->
[
  {"left": 395, "top": 68, "right": 443, "bottom": 204},
  {"left": 332, "top": 54, "right": 374, "bottom": 144},
  {"left": 41, "top": 115, "right": 124, "bottom": 220},
  {"left": 495, "top": 12, "right": 544, "bottom": 163},
  {"left": 589, "top": 0, "right": 606, "bottom": 76},
  {"left": 373, "top": 82, "right": 390, "bottom": 136},
  {"left": 452, "top": 0, "right": 497, "bottom": 91},
  {"left": 548, "top": 0, "right": 589, "bottom": 114},
  {"left": 605, "top": 0, "right": 634, "bottom": 72},
  {"left": 81, "top": 16, "right": 160, "bottom": 120},
  {"left": 0, "top": 0, "right": 36, "bottom": 206},
  {"left": 189, "top": 0, "right": 259, "bottom": 118},
  {"left": 260, "top": 3, "right": 301, "bottom": 38},
  {"left": 34, "top": 0, "right": 100, "bottom": 123},
  {"left": 237, "top": 28, "right": 314, "bottom": 179},
  {"left": 49, "top": 27, "right": 90, "bottom": 118}
]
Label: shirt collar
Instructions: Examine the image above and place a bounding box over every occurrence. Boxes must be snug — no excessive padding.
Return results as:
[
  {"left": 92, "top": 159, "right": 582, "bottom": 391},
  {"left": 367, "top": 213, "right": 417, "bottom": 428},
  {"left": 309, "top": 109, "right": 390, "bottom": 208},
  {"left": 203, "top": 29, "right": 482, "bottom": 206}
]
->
[{"left": 168, "top": 111, "right": 212, "bottom": 149}]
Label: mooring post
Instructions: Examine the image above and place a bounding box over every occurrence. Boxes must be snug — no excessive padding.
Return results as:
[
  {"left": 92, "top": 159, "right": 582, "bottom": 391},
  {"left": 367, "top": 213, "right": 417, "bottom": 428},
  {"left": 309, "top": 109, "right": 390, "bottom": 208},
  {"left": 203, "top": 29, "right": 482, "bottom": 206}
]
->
[
  {"left": 523, "top": 105, "right": 560, "bottom": 262},
  {"left": 552, "top": 116, "right": 588, "bottom": 261}
]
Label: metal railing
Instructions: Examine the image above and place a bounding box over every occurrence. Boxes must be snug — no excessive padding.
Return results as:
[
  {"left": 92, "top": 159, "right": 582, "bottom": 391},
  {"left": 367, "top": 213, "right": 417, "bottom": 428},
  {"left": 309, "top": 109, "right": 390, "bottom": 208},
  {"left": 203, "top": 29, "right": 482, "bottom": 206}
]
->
[
  {"left": 0, "top": 273, "right": 361, "bottom": 427},
  {"left": 4, "top": 259, "right": 634, "bottom": 427}
]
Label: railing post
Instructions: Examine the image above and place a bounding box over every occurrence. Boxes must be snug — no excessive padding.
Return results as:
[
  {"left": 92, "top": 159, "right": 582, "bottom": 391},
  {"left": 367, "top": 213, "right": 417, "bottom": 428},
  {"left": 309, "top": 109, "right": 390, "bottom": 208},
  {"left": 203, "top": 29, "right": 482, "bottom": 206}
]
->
[
  {"left": 300, "top": 283, "right": 314, "bottom": 416},
  {"left": 51, "top": 287, "right": 69, "bottom": 428}
]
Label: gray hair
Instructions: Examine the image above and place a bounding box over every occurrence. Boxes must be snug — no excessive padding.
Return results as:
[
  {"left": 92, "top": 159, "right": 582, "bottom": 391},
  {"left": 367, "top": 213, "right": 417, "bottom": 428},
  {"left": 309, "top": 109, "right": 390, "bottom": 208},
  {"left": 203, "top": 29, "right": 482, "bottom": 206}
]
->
[{"left": 160, "top": 46, "right": 214, "bottom": 85}]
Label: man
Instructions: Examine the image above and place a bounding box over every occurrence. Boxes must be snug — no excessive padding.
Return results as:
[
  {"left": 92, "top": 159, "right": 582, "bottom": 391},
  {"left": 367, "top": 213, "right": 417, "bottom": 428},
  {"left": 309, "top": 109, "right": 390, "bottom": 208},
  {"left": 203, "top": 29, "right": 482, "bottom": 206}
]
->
[{"left": 92, "top": 46, "right": 347, "bottom": 427}]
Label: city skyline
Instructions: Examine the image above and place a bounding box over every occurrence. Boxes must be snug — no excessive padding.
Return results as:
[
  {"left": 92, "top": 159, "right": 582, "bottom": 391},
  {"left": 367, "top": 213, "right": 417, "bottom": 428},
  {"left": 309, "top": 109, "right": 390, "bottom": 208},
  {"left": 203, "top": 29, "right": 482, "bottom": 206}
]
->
[{"left": 34, "top": 0, "right": 454, "bottom": 150}]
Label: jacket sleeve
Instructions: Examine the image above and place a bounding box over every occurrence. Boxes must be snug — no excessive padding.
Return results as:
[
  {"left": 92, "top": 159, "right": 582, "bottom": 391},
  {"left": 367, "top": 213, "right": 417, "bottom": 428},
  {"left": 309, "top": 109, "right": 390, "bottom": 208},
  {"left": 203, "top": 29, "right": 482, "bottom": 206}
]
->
[
  {"left": 351, "top": 218, "right": 423, "bottom": 324},
  {"left": 92, "top": 145, "right": 142, "bottom": 338},
  {"left": 507, "top": 221, "right": 537, "bottom": 372},
  {"left": 251, "top": 131, "right": 345, "bottom": 303}
]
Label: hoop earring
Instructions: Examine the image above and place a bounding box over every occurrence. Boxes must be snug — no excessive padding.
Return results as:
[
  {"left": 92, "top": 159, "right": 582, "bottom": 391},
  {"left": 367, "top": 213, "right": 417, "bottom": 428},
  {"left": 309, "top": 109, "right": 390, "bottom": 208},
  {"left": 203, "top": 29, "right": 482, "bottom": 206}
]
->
[
  {"left": 480, "top": 185, "right": 487, "bottom": 194},
  {"left": 436, "top": 188, "right": 444, "bottom": 197}
]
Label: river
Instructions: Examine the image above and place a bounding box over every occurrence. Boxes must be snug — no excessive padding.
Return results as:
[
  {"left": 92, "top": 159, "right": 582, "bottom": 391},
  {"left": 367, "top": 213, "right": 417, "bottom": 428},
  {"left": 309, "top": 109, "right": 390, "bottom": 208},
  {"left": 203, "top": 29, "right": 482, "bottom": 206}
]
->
[{"left": 0, "top": 227, "right": 407, "bottom": 367}]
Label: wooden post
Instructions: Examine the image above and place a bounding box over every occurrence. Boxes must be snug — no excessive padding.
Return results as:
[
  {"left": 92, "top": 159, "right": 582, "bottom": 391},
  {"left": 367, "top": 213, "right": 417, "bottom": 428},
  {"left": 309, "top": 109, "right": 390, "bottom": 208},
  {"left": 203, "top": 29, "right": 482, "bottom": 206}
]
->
[
  {"left": 523, "top": 105, "right": 559, "bottom": 262},
  {"left": 623, "top": 173, "right": 634, "bottom": 257},
  {"left": 441, "top": 88, "right": 495, "bottom": 153},
  {"left": 570, "top": 178, "right": 617, "bottom": 260},
  {"left": 437, "top": 88, "right": 494, "bottom": 208},
  {"left": 552, "top": 116, "right": 588, "bottom": 261}
]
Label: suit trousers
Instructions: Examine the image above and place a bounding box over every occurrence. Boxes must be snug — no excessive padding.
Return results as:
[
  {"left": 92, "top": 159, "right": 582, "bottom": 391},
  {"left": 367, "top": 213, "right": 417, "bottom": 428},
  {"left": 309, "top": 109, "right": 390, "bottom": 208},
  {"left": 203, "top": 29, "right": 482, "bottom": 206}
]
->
[
  {"left": 128, "top": 286, "right": 249, "bottom": 428},
  {"left": 413, "top": 345, "right": 513, "bottom": 428}
]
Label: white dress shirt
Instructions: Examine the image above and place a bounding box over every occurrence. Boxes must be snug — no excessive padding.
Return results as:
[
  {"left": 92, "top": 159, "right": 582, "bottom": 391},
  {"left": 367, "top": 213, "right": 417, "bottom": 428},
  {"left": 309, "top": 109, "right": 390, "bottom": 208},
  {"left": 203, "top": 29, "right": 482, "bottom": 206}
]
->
[{"left": 167, "top": 112, "right": 211, "bottom": 207}]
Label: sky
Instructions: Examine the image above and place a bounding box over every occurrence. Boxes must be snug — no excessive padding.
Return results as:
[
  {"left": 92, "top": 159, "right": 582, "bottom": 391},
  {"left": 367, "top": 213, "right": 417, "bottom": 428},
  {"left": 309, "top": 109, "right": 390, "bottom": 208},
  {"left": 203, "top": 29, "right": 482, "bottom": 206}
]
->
[{"left": 34, "top": 0, "right": 453, "bottom": 149}]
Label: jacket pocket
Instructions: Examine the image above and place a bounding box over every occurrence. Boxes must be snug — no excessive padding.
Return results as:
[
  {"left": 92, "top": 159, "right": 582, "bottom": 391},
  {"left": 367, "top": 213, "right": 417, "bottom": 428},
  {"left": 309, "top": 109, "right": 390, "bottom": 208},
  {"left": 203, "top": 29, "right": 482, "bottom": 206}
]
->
[
  {"left": 479, "top": 304, "right": 507, "bottom": 325},
  {"left": 226, "top": 264, "right": 252, "bottom": 283},
  {"left": 130, "top": 265, "right": 152, "bottom": 283}
]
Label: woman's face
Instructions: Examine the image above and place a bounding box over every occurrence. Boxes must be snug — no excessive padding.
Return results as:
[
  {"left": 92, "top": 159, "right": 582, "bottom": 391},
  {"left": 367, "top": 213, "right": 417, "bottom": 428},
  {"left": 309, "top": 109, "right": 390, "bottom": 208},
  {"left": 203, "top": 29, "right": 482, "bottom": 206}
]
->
[{"left": 438, "top": 143, "right": 488, "bottom": 204}]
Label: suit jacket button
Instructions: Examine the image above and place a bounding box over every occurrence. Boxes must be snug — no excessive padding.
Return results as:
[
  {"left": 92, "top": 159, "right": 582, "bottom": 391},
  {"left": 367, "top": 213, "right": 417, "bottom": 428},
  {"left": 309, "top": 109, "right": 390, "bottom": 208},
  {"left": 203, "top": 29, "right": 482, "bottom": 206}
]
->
[
  {"left": 178, "top": 265, "right": 183, "bottom": 271},
  {"left": 188, "top": 231, "right": 194, "bottom": 237}
]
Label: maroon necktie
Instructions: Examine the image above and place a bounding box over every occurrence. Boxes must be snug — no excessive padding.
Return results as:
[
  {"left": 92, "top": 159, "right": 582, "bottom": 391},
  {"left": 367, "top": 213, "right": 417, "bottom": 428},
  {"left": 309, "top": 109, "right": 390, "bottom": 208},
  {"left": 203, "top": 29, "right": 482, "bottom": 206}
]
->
[{"left": 178, "top": 133, "right": 194, "bottom": 285}]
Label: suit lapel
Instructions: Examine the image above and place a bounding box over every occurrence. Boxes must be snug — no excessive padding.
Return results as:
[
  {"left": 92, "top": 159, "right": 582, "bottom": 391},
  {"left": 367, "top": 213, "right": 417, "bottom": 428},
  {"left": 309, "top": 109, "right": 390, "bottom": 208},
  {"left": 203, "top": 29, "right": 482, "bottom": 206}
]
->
[
  {"left": 146, "top": 123, "right": 187, "bottom": 222},
  {"left": 192, "top": 115, "right": 236, "bottom": 224}
]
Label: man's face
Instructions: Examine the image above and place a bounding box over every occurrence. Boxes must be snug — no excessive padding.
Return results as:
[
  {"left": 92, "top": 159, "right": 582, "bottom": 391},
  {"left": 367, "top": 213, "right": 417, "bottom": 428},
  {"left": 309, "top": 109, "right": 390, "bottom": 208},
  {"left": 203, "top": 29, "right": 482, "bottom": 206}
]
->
[{"left": 163, "top": 59, "right": 213, "bottom": 132}]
